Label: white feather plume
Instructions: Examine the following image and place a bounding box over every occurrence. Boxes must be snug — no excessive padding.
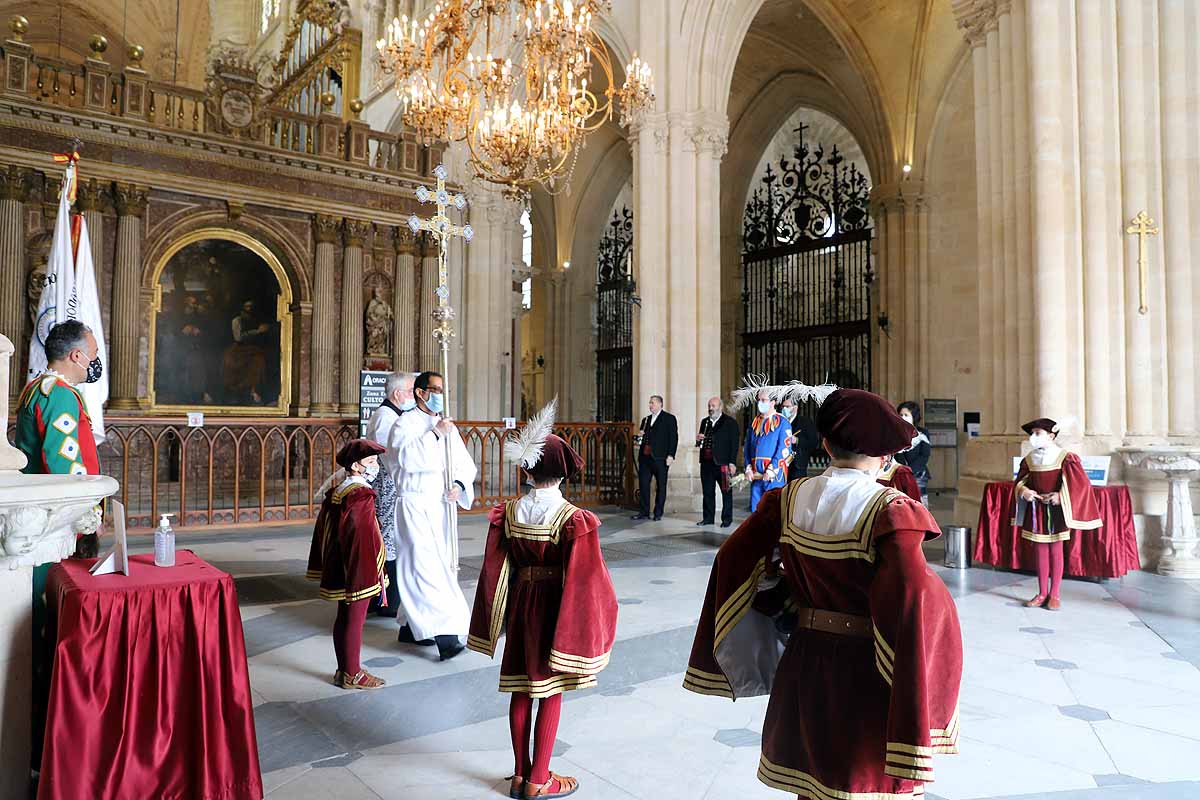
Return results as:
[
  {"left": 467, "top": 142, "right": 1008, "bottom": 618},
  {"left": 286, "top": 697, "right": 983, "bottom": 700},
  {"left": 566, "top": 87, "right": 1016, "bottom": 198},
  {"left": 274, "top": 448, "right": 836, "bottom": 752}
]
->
[
  {"left": 505, "top": 397, "right": 558, "bottom": 469},
  {"left": 729, "top": 373, "right": 779, "bottom": 411},
  {"left": 776, "top": 381, "right": 840, "bottom": 406}
]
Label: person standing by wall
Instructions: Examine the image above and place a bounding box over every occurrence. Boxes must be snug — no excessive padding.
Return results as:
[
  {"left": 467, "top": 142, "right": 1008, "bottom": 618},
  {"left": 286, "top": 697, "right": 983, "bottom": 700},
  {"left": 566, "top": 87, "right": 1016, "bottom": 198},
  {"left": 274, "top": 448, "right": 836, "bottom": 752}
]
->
[
  {"left": 895, "top": 401, "right": 932, "bottom": 504},
  {"left": 632, "top": 395, "right": 678, "bottom": 521},
  {"left": 696, "top": 397, "right": 740, "bottom": 528}
]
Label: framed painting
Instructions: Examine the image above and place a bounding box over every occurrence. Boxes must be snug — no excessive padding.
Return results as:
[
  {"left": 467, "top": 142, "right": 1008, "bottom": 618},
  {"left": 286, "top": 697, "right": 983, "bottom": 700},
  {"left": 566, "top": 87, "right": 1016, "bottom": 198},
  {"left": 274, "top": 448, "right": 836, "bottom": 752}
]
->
[{"left": 148, "top": 229, "right": 292, "bottom": 414}]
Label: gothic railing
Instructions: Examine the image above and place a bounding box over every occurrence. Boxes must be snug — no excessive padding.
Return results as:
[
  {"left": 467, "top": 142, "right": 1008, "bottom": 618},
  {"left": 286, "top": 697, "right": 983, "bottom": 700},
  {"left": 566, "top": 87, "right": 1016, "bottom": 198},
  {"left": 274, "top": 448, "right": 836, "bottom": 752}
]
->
[{"left": 7, "top": 416, "right": 636, "bottom": 529}]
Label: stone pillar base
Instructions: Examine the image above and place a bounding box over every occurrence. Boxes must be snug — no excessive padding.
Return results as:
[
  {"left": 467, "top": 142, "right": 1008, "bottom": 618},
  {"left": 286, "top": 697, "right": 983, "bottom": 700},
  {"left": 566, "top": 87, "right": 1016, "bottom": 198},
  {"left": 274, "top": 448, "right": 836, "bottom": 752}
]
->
[
  {"left": 338, "top": 403, "right": 360, "bottom": 417},
  {"left": 107, "top": 398, "right": 141, "bottom": 411},
  {"left": 0, "top": 564, "right": 32, "bottom": 799},
  {"left": 309, "top": 403, "right": 340, "bottom": 417}
]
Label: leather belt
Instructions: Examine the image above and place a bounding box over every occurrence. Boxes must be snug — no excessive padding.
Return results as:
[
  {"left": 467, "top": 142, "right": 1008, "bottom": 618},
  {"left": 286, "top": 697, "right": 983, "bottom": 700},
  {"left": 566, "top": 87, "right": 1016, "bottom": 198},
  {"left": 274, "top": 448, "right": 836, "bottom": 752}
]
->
[
  {"left": 793, "top": 607, "right": 872, "bottom": 639},
  {"left": 518, "top": 565, "right": 563, "bottom": 582}
]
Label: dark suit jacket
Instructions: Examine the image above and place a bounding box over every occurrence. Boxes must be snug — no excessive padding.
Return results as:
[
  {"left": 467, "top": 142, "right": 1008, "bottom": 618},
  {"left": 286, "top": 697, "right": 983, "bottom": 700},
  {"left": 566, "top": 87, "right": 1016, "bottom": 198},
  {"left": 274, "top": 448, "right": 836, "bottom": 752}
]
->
[
  {"left": 698, "top": 414, "right": 740, "bottom": 466},
  {"left": 639, "top": 411, "right": 678, "bottom": 460},
  {"left": 787, "top": 414, "right": 821, "bottom": 481}
]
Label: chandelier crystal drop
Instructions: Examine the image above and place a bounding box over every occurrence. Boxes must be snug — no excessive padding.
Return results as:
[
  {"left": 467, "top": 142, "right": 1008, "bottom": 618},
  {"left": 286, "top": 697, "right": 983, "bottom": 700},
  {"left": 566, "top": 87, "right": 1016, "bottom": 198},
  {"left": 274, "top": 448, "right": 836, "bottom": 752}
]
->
[{"left": 377, "top": 0, "right": 654, "bottom": 199}]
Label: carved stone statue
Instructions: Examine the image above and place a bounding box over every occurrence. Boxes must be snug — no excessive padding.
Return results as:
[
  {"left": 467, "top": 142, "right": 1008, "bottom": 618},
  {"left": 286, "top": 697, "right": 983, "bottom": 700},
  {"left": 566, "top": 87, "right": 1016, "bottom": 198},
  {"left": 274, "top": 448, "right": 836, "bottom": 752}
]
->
[
  {"left": 26, "top": 257, "right": 47, "bottom": 328},
  {"left": 364, "top": 285, "right": 392, "bottom": 357}
]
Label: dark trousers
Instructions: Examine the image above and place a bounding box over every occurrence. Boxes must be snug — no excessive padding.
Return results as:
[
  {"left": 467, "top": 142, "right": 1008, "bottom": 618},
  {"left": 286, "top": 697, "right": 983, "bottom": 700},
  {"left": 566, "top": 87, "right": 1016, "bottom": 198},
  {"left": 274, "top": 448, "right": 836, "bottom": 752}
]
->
[
  {"left": 368, "top": 558, "right": 400, "bottom": 617},
  {"left": 638, "top": 456, "right": 669, "bottom": 517},
  {"left": 700, "top": 461, "right": 734, "bottom": 525}
]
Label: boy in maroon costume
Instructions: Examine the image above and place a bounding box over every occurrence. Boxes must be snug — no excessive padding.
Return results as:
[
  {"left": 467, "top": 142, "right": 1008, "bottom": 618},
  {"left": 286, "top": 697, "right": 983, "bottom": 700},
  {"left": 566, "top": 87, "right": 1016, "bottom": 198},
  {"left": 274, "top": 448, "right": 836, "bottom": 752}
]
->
[
  {"left": 685, "top": 388, "right": 962, "bottom": 800},
  {"left": 469, "top": 401, "right": 618, "bottom": 799},
  {"left": 877, "top": 457, "right": 923, "bottom": 502},
  {"left": 1012, "top": 418, "right": 1101, "bottom": 611},
  {"left": 307, "top": 439, "right": 389, "bottom": 690}
]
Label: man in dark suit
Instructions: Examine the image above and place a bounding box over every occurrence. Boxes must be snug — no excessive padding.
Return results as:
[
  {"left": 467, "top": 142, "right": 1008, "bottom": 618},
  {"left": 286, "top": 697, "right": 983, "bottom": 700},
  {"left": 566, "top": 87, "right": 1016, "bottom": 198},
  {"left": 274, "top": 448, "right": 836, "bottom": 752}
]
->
[
  {"left": 781, "top": 397, "right": 821, "bottom": 481},
  {"left": 696, "top": 396, "right": 740, "bottom": 528},
  {"left": 633, "top": 394, "right": 678, "bottom": 520}
]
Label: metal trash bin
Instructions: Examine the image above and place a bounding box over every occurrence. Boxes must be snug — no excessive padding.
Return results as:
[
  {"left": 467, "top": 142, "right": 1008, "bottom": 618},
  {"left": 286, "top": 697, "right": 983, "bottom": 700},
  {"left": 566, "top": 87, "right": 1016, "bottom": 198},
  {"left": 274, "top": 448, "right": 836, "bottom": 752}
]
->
[{"left": 943, "top": 526, "right": 972, "bottom": 570}]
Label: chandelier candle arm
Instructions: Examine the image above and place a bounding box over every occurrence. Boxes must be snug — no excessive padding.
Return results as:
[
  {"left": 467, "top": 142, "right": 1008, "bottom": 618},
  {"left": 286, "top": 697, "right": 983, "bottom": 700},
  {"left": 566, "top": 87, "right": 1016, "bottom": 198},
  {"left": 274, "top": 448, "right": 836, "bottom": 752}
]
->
[{"left": 407, "top": 163, "right": 474, "bottom": 569}]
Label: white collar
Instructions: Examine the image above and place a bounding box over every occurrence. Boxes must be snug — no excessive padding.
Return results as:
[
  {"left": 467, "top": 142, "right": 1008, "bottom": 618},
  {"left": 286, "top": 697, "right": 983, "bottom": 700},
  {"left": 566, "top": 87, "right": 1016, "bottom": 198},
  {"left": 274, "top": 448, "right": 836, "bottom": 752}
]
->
[
  {"left": 1031, "top": 444, "right": 1063, "bottom": 465},
  {"left": 45, "top": 368, "right": 76, "bottom": 387},
  {"left": 790, "top": 467, "right": 889, "bottom": 536},
  {"left": 336, "top": 474, "right": 370, "bottom": 492}
]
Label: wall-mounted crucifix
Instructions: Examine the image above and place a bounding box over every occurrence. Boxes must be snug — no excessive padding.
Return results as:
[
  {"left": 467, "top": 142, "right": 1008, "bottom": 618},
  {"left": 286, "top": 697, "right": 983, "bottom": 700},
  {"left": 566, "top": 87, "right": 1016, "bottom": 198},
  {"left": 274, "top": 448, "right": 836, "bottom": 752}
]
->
[{"left": 1125, "top": 210, "right": 1159, "bottom": 315}]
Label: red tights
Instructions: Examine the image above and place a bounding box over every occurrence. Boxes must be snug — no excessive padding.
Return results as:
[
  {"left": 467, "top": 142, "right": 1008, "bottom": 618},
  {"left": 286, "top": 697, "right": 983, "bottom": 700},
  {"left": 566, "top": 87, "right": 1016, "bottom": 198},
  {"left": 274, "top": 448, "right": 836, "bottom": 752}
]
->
[
  {"left": 333, "top": 599, "right": 369, "bottom": 675},
  {"left": 509, "top": 692, "right": 563, "bottom": 786},
  {"left": 1035, "top": 541, "right": 1065, "bottom": 600}
]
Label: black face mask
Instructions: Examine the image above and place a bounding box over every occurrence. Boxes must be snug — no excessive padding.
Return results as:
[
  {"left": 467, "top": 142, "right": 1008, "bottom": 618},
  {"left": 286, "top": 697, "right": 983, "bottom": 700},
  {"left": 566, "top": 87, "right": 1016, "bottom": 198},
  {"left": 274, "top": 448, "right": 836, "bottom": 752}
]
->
[{"left": 84, "top": 356, "right": 103, "bottom": 384}]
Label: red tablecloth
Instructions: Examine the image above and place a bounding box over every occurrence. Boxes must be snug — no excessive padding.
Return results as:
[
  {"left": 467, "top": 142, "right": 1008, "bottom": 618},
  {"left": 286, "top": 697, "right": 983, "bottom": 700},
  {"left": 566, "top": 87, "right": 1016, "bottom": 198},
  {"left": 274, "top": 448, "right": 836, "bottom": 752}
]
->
[
  {"left": 41, "top": 551, "right": 263, "bottom": 800},
  {"left": 973, "top": 482, "right": 1141, "bottom": 578}
]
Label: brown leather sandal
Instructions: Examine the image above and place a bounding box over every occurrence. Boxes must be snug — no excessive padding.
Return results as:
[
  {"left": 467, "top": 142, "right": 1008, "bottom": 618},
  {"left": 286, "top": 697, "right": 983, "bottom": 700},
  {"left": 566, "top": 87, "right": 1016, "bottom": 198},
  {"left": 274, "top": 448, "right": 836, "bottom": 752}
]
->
[
  {"left": 506, "top": 774, "right": 525, "bottom": 799},
  {"left": 340, "top": 669, "right": 386, "bottom": 690},
  {"left": 1024, "top": 594, "right": 1047, "bottom": 608},
  {"left": 1046, "top": 596, "right": 1062, "bottom": 611},
  {"left": 523, "top": 772, "right": 578, "bottom": 799}
]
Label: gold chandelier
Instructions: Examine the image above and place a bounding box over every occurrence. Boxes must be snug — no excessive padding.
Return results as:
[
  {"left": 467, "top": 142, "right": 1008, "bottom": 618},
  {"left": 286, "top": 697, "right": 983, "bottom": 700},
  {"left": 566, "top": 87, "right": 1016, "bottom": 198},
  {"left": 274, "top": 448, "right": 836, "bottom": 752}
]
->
[{"left": 377, "top": 0, "right": 655, "bottom": 198}]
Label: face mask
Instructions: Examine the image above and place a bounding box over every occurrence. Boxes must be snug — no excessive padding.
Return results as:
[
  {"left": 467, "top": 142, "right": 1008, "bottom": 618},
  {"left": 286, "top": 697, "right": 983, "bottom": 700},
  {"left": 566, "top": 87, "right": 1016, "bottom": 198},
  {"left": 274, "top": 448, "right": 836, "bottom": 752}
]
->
[
  {"left": 782, "top": 406, "right": 797, "bottom": 421},
  {"left": 757, "top": 400, "right": 773, "bottom": 415},
  {"left": 84, "top": 356, "right": 103, "bottom": 384},
  {"left": 1029, "top": 434, "right": 1048, "bottom": 450},
  {"left": 399, "top": 397, "right": 417, "bottom": 411},
  {"left": 425, "top": 391, "right": 445, "bottom": 415},
  {"left": 900, "top": 414, "right": 913, "bottom": 426},
  {"left": 362, "top": 465, "right": 380, "bottom": 483}
]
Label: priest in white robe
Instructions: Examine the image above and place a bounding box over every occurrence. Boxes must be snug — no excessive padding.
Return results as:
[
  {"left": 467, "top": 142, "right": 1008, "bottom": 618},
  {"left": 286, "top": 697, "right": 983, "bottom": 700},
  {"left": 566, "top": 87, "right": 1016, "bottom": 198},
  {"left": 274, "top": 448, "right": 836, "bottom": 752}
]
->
[{"left": 389, "top": 370, "right": 477, "bottom": 661}]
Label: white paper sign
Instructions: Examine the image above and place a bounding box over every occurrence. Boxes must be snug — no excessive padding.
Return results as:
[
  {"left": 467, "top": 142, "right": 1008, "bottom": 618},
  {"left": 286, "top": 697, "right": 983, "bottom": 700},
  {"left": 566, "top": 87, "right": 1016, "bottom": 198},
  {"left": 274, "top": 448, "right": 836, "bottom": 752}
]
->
[
  {"left": 187, "top": 412, "right": 205, "bottom": 428},
  {"left": 90, "top": 499, "right": 130, "bottom": 576},
  {"left": 503, "top": 417, "right": 517, "bottom": 430}
]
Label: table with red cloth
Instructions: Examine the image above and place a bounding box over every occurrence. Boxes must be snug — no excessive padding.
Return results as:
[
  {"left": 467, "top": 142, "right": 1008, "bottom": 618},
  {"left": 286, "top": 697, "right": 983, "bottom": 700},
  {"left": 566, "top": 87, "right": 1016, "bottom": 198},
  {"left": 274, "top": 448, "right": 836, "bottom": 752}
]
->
[
  {"left": 973, "top": 481, "right": 1141, "bottom": 579},
  {"left": 41, "top": 551, "right": 263, "bottom": 800}
]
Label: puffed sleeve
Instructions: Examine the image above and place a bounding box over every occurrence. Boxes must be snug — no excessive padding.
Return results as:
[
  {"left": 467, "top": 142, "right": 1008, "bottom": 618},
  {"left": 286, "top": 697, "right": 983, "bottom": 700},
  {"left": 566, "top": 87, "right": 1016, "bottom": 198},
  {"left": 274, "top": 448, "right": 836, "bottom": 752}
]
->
[
  {"left": 548, "top": 509, "right": 618, "bottom": 676},
  {"left": 468, "top": 503, "right": 514, "bottom": 657},
  {"left": 868, "top": 497, "right": 962, "bottom": 784},
  {"left": 684, "top": 488, "right": 786, "bottom": 700}
]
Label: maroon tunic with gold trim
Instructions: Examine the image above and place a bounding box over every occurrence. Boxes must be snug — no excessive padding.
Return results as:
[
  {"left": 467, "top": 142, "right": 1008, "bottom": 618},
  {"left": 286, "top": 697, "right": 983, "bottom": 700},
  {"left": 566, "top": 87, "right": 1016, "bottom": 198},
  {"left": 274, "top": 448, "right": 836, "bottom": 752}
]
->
[
  {"left": 878, "top": 462, "right": 922, "bottom": 502},
  {"left": 1012, "top": 450, "right": 1102, "bottom": 543},
  {"left": 468, "top": 500, "right": 617, "bottom": 698},
  {"left": 685, "top": 479, "right": 962, "bottom": 800},
  {"left": 306, "top": 481, "right": 387, "bottom": 603}
]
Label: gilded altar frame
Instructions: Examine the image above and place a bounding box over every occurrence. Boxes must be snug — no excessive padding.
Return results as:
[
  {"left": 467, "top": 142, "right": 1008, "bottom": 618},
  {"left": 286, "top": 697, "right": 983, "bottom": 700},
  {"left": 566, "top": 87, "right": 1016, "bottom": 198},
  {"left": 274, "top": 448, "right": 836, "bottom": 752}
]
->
[{"left": 146, "top": 228, "right": 294, "bottom": 416}]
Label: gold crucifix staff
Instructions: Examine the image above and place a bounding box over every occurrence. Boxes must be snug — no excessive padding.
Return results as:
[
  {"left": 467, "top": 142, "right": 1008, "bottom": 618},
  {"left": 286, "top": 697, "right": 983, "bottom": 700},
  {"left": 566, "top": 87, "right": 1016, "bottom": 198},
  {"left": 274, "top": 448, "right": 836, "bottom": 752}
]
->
[
  {"left": 407, "top": 164, "right": 474, "bottom": 569},
  {"left": 1126, "top": 210, "right": 1159, "bottom": 315}
]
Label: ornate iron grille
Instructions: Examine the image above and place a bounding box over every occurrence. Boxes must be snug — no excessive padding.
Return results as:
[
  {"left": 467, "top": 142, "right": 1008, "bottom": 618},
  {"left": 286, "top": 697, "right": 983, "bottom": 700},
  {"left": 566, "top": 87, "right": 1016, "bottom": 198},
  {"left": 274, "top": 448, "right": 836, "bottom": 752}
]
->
[
  {"left": 741, "top": 125, "right": 874, "bottom": 468},
  {"left": 595, "top": 206, "right": 636, "bottom": 422}
]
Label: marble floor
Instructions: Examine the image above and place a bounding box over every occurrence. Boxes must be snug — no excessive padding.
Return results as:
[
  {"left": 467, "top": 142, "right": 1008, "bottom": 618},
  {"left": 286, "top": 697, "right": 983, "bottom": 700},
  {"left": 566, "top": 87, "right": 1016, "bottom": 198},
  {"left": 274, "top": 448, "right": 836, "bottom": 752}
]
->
[{"left": 166, "top": 494, "right": 1200, "bottom": 800}]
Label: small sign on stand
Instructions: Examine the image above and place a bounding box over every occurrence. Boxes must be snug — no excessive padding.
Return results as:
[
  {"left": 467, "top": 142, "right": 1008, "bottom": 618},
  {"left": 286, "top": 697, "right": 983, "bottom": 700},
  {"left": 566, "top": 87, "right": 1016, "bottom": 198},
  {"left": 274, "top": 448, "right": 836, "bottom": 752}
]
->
[
  {"left": 358, "top": 370, "right": 390, "bottom": 437},
  {"left": 503, "top": 417, "right": 517, "bottom": 430},
  {"left": 90, "top": 499, "right": 130, "bottom": 577},
  {"left": 187, "top": 411, "right": 204, "bottom": 428}
]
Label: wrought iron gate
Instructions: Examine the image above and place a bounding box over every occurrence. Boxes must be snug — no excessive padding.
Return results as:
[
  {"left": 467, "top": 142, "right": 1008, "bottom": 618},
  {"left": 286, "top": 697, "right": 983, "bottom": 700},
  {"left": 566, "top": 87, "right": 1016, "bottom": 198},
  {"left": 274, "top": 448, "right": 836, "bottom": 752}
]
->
[
  {"left": 595, "top": 206, "right": 636, "bottom": 422},
  {"left": 741, "top": 126, "right": 874, "bottom": 422}
]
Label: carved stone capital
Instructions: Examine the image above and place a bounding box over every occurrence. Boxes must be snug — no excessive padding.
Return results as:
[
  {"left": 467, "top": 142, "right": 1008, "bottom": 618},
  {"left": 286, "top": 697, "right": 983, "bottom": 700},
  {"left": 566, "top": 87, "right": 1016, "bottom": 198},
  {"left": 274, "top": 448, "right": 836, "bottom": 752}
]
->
[
  {"left": 394, "top": 227, "right": 417, "bottom": 255},
  {"left": 313, "top": 213, "right": 342, "bottom": 244},
  {"left": 343, "top": 218, "right": 371, "bottom": 248},
  {"left": 0, "top": 164, "right": 34, "bottom": 203},
  {"left": 112, "top": 182, "right": 148, "bottom": 217},
  {"left": 75, "top": 178, "right": 105, "bottom": 212},
  {"left": 951, "top": 0, "right": 997, "bottom": 47},
  {"left": 687, "top": 120, "right": 730, "bottom": 159}
]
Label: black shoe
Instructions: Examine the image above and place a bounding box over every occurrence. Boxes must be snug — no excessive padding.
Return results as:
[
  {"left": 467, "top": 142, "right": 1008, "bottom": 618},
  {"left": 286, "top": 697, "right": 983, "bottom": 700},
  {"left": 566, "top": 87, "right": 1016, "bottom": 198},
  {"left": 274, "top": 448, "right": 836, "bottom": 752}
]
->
[
  {"left": 697, "top": 520, "right": 714, "bottom": 526},
  {"left": 399, "top": 625, "right": 435, "bottom": 646},
  {"left": 375, "top": 608, "right": 398, "bottom": 619},
  {"left": 653, "top": 515, "right": 663, "bottom": 521},
  {"left": 631, "top": 513, "right": 650, "bottom": 520},
  {"left": 436, "top": 635, "right": 465, "bottom": 661},
  {"left": 720, "top": 521, "right": 733, "bottom": 528}
]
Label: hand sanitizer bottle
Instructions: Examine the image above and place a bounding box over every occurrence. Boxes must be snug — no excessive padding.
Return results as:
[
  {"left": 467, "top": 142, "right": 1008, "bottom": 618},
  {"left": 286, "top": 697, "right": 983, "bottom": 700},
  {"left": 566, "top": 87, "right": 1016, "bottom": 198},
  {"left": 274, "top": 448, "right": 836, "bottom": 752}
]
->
[{"left": 154, "top": 513, "right": 176, "bottom": 567}]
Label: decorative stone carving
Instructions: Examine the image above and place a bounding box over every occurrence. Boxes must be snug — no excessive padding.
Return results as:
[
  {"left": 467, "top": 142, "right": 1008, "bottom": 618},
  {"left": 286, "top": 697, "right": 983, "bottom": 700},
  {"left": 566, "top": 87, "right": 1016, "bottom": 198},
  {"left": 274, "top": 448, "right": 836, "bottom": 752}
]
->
[
  {"left": 364, "top": 283, "right": 393, "bottom": 357},
  {"left": 343, "top": 218, "right": 371, "bottom": 248},
  {"left": 1120, "top": 447, "right": 1200, "bottom": 579},
  {"left": 113, "top": 183, "right": 148, "bottom": 217},
  {"left": 74, "top": 178, "right": 104, "bottom": 212},
  {"left": 951, "top": 0, "right": 998, "bottom": 47},
  {"left": 26, "top": 251, "right": 47, "bottom": 327},
  {"left": 313, "top": 213, "right": 342, "bottom": 243},
  {"left": 0, "top": 164, "right": 33, "bottom": 202}
]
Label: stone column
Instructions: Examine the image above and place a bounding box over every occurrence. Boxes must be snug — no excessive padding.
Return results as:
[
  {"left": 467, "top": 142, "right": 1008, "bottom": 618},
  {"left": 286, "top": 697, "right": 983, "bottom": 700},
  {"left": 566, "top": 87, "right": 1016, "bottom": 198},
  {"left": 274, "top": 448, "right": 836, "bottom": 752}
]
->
[
  {"left": 339, "top": 219, "right": 370, "bottom": 415},
  {"left": 690, "top": 118, "right": 727, "bottom": 406},
  {"left": 393, "top": 228, "right": 417, "bottom": 372},
  {"left": 0, "top": 165, "right": 31, "bottom": 399},
  {"left": 629, "top": 113, "right": 669, "bottom": 420},
  {"left": 418, "top": 234, "right": 439, "bottom": 371},
  {"left": 109, "top": 183, "right": 147, "bottom": 410},
  {"left": 310, "top": 214, "right": 340, "bottom": 415},
  {"left": 75, "top": 179, "right": 105, "bottom": 285}
]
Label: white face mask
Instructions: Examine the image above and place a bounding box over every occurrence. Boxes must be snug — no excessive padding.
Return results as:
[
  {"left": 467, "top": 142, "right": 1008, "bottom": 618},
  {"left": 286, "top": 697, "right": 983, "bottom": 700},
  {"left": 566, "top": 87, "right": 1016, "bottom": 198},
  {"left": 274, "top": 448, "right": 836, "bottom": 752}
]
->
[
  {"left": 1029, "top": 434, "right": 1050, "bottom": 451},
  {"left": 362, "top": 464, "right": 380, "bottom": 482},
  {"left": 757, "top": 400, "right": 773, "bottom": 415},
  {"left": 782, "top": 406, "right": 797, "bottom": 421}
]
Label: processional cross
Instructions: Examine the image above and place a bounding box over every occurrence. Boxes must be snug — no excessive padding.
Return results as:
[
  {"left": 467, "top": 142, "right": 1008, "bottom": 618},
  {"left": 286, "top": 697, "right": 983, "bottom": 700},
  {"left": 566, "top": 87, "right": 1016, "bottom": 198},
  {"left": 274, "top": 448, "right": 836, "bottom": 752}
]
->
[
  {"left": 407, "top": 164, "right": 474, "bottom": 568},
  {"left": 1125, "top": 210, "right": 1159, "bottom": 315}
]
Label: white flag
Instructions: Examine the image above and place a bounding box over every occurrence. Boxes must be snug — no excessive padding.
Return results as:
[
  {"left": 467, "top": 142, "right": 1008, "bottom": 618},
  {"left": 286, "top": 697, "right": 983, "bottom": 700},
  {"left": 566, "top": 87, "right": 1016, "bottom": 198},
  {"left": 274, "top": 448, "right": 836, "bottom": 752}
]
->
[
  {"left": 74, "top": 217, "right": 108, "bottom": 444},
  {"left": 28, "top": 164, "right": 78, "bottom": 381}
]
